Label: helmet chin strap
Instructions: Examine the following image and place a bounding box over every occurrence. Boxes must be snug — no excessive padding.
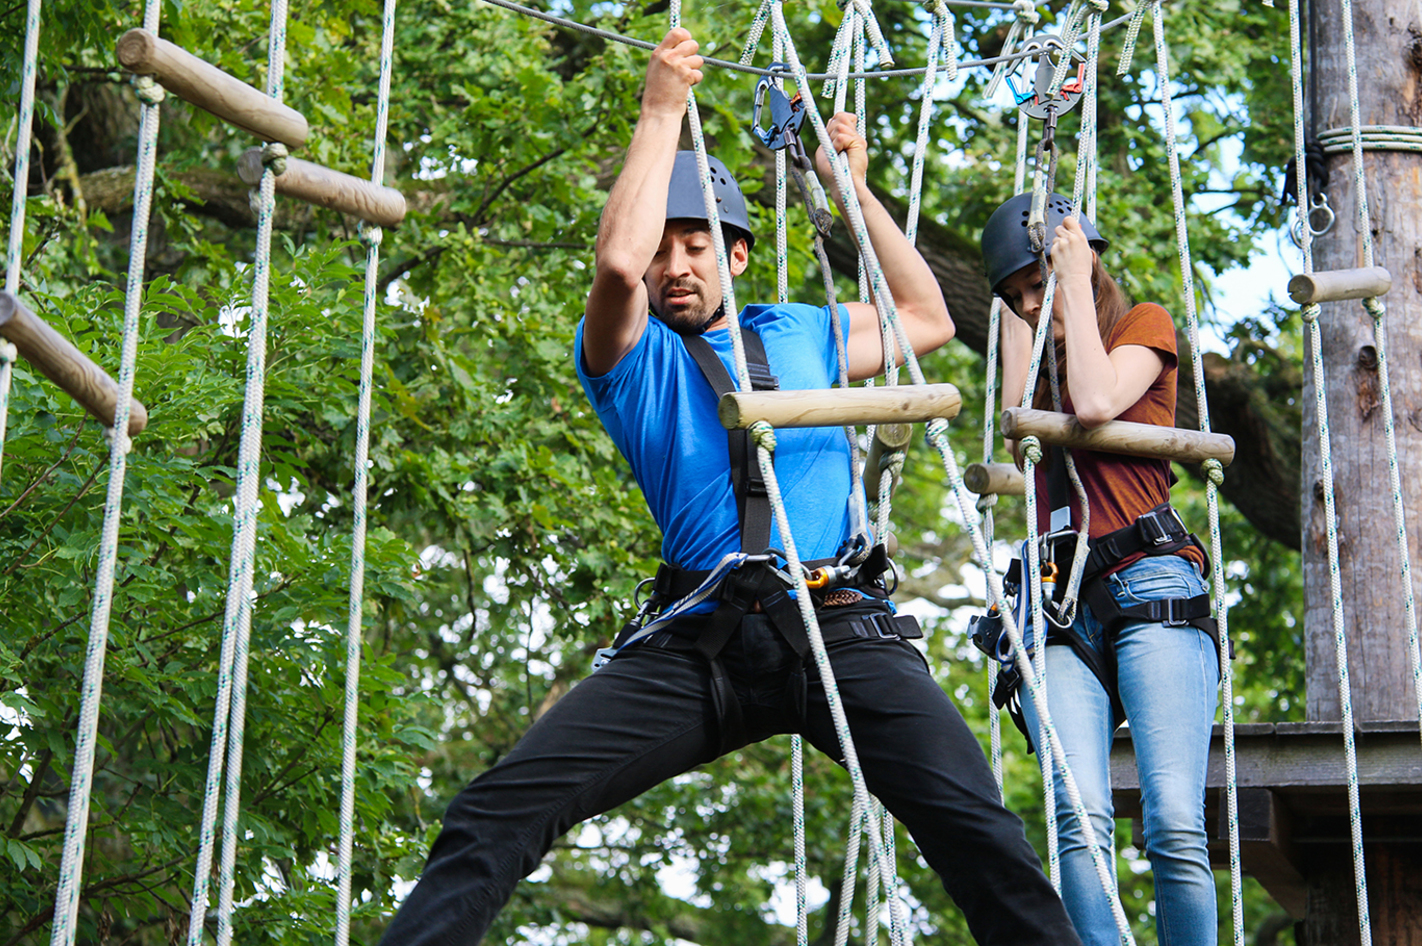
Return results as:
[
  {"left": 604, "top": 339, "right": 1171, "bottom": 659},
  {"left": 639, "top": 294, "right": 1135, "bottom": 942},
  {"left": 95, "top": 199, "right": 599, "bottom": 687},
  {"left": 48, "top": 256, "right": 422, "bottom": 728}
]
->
[{"left": 695, "top": 302, "right": 726, "bottom": 335}]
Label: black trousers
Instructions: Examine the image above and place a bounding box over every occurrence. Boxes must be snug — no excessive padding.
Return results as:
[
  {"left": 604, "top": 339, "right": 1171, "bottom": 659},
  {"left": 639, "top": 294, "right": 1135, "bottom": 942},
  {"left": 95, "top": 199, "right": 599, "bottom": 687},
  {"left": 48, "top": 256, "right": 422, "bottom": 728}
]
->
[{"left": 379, "top": 614, "right": 1081, "bottom": 946}]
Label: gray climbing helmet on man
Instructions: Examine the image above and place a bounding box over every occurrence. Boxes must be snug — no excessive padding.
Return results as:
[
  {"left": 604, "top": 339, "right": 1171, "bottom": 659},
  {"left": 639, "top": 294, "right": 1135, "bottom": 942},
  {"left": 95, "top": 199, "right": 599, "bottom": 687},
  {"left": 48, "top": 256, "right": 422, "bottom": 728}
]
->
[
  {"left": 980, "top": 191, "right": 1108, "bottom": 300},
  {"left": 665, "top": 151, "right": 755, "bottom": 250}
]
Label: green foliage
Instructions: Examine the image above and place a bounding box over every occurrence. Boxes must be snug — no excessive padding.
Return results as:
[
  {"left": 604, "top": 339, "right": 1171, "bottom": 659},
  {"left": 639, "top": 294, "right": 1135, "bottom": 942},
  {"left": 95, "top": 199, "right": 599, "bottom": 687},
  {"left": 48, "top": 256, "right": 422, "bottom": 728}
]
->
[{"left": 0, "top": 0, "right": 1306, "bottom": 942}]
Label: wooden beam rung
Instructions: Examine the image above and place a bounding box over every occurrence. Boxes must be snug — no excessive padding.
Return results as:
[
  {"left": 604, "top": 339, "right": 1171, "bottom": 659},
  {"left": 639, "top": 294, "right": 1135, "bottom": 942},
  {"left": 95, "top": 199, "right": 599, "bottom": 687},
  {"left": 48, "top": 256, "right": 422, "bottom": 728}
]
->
[
  {"left": 1287, "top": 266, "right": 1391, "bottom": 304},
  {"left": 0, "top": 292, "right": 149, "bottom": 436},
  {"left": 1001, "top": 407, "right": 1234, "bottom": 466},
  {"left": 863, "top": 422, "right": 912, "bottom": 500},
  {"left": 719, "top": 384, "right": 961, "bottom": 430},
  {"left": 238, "top": 149, "right": 406, "bottom": 228},
  {"left": 116, "top": 29, "right": 308, "bottom": 149},
  {"left": 963, "top": 462, "right": 1024, "bottom": 496}
]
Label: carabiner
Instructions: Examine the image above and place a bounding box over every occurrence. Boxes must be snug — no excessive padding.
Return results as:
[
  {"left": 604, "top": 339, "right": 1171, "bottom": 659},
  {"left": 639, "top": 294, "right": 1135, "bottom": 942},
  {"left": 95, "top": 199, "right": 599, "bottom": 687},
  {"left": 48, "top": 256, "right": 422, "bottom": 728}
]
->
[{"left": 751, "top": 65, "right": 807, "bottom": 152}]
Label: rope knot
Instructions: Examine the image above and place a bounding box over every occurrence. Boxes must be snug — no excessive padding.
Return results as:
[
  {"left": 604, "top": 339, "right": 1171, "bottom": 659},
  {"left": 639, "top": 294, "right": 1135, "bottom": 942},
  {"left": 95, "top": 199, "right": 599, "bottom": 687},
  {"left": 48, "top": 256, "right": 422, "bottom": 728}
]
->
[
  {"left": 1202, "top": 458, "right": 1225, "bottom": 487},
  {"left": 750, "top": 420, "right": 777, "bottom": 452},
  {"left": 1012, "top": 0, "right": 1040, "bottom": 23},
  {"left": 360, "top": 224, "right": 383, "bottom": 248},
  {"left": 976, "top": 492, "right": 999, "bottom": 514},
  {"left": 261, "top": 142, "right": 289, "bottom": 177},
  {"left": 1363, "top": 296, "right": 1385, "bottom": 322},
  {"left": 133, "top": 75, "right": 166, "bottom": 106},
  {"left": 1020, "top": 436, "right": 1043, "bottom": 464},
  {"left": 1301, "top": 303, "right": 1321, "bottom": 324},
  {"left": 925, "top": 418, "right": 950, "bottom": 442},
  {"left": 1086, "top": 0, "right": 1109, "bottom": 13}
]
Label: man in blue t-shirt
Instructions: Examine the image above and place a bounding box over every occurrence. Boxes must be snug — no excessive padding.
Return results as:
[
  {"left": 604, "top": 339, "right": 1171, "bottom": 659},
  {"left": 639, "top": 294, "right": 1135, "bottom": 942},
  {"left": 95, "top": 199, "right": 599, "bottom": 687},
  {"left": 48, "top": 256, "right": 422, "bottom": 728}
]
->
[{"left": 380, "top": 28, "right": 1081, "bottom": 946}]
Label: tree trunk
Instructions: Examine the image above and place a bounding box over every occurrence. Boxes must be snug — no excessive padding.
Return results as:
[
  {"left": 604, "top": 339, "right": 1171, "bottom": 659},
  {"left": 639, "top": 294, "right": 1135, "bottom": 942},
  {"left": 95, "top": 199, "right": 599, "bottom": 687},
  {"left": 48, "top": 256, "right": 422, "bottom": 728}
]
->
[
  {"left": 1302, "top": 0, "right": 1422, "bottom": 939},
  {"left": 1303, "top": 0, "right": 1422, "bottom": 728}
]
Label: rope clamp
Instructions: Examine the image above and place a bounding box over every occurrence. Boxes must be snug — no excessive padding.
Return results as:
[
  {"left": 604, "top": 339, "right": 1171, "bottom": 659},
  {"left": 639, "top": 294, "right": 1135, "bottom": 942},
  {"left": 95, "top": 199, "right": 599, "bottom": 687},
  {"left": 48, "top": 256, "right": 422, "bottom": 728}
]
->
[{"left": 751, "top": 69, "right": 836, "bottom": 236}]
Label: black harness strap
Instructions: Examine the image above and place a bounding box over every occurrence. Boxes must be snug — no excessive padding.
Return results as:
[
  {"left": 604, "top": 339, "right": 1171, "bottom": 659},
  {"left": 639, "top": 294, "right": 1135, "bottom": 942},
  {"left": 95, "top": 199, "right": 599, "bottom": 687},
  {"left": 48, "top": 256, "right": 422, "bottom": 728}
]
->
[{"left": 681, "top": 329, "right": 779, "bottom": 553}]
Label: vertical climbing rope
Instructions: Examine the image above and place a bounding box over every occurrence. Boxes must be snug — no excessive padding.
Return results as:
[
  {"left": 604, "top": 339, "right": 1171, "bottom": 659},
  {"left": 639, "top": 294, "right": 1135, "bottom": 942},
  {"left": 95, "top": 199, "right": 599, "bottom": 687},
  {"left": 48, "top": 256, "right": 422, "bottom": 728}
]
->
[
  {"left": 334, "top": 0, "right": 399, "bottom": 942},
  {"left": 983, "top": 117, "right": 1032, "bottom": 796},
  {"left": 185, "top": 3, "right": 292, "bottom": 943},
  {"left": 1334, "top": 0, "right": 1422, "bottom": 746},
  {"left": 1143, "top": 5, "right": 1241, "bottom": 942},
  {"left": 1303, "top": 0, "right": 1378, "bottom": 938},
  {"left": 0, "top": 0, "right": 44, "bottom": 482},
  {"left": 47, "top": 0, "right": 164, "bottom": 940}
]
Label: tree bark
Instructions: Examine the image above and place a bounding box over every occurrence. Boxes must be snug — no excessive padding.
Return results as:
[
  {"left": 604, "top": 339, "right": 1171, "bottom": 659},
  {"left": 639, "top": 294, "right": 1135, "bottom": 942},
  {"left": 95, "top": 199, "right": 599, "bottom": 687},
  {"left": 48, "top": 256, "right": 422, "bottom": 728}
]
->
[{"left": 1302, "top": 0, "right": 1422, "bottom": 725}]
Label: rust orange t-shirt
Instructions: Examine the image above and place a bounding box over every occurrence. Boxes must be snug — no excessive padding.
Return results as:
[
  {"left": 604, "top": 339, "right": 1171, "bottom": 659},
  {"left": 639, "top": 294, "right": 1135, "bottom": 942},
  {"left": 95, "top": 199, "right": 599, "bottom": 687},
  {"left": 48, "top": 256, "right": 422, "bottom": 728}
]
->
[{"left": 1031, "top": 302, "right": 1206, "bottom": 573}]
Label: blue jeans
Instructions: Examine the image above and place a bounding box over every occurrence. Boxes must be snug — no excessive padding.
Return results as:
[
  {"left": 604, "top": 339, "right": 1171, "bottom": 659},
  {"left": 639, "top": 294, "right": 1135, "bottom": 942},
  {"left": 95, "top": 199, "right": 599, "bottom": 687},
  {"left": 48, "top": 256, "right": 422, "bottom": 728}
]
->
[{"left": 1020, "top": 555, "right": 1220, "bottom": 946}]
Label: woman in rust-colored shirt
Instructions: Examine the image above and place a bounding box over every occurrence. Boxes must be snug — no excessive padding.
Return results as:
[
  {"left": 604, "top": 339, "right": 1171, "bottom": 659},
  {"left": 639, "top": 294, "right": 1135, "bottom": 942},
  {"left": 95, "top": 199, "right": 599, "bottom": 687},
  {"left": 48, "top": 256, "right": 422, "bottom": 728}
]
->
[{"left": 983, "top": 192, "right": 1220, "bottom": 946}]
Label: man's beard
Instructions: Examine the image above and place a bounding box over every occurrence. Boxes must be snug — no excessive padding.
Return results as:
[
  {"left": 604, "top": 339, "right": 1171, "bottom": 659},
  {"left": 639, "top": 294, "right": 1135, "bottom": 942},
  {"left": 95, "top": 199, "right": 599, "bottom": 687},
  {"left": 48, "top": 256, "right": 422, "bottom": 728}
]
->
[{"left": 652, "top": 281, "right": 722, "bottom": 335}]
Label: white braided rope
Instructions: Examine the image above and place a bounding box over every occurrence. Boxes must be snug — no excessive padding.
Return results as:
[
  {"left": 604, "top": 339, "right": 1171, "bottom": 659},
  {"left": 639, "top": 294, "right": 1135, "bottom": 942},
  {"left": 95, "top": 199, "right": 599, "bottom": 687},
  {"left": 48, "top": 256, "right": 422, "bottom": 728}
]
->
[
  {"left": 47, "top": 0, "right": 163, "bottom": 940},
  {"left": 1143, "top": 6, "right": 1241, "bottom": 943},
  {"left": 333, "top": 0, "right": 399, "bottom": 941},
  {"left": 0, "top": 0, "right": 44, "bottom": 482},
  {"left": 183, "top": 4, "right": 292, "bottom": 944}
]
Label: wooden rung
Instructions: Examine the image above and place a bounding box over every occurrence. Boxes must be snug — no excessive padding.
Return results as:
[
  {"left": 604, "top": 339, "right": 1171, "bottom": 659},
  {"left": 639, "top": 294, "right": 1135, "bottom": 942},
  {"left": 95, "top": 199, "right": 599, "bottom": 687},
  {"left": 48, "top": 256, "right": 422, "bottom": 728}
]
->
[
  {"left": 719, "top": 384, "right": 961, "bottom": 430},
  {"left": 864, "top": 422, "right": 912, "bottom": 500},
  {"left": 1287, "top": 266, "right": 1391, "bottom": 305},
  {"left": 1000, "top": 407, "right": 1234, "bottom": 466},
  {"left": 238, "top": 149, "right": 407, "bottom": 227},
  {"left": 116, "top": 29, "right": 308, "bottom": 149},
  {"left": 963, "top": 462, "right": 1025, "bottom": 496},
  {"left": 0, "top": 292, "right": 148, "bottom": 436}
]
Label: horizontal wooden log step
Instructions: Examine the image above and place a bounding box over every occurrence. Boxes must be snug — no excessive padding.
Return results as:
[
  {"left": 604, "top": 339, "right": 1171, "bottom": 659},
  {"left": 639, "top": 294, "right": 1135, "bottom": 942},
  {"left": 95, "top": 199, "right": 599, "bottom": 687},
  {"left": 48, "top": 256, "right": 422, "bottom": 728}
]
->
[
  {"left": 0, "top": 293, "right": 148, "bottom": 436},
  {"left": 720, "top": 384, "right": 961, "bottom": 430},
  {"left": 1001, "top": 407, "right": 1234, "bottom": 466},
  {"left": 116, "top": 29, "right": 308, "bottom": 148},
  {"left": 1287, "top": 266, "right": 1391, "bottom": 304},
  {"left": 963, "top": 462, "right": 1025, "bottom": 496},
  {"left": 863, "top": 422, "right": 912, "bottom": 499},
  {"left": 238, "top": 149, "right": 406, "bottom": 227}
]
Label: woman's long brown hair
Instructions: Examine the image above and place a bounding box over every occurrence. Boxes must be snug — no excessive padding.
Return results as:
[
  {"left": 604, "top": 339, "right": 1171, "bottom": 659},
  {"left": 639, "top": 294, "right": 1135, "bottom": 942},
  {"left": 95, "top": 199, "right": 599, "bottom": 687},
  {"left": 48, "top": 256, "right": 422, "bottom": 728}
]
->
[{"left": 1030, "top": 252, "right": 1130, "bottom": 411}]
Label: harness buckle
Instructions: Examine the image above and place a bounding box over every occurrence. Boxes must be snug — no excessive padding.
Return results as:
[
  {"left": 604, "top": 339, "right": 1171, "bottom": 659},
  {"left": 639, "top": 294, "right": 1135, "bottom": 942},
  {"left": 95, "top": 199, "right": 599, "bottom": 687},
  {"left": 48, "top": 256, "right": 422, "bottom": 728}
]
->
[
  {"left": 864, "top": 613, "right": 900, "bottom": 639},
  {"left": 1138, "top": 506, "right": 1186, "bottom": 546},
  {"left": 1159, "top": 598, "right": 1189, "bottom": 627}
]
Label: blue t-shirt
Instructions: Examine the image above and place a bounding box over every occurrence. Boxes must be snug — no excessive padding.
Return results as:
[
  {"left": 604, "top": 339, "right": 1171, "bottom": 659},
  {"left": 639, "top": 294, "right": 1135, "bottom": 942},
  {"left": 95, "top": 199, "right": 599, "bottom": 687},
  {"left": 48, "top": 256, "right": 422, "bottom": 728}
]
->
[{"left": 576, "top": 304, "right": 856, "bottom": 571}]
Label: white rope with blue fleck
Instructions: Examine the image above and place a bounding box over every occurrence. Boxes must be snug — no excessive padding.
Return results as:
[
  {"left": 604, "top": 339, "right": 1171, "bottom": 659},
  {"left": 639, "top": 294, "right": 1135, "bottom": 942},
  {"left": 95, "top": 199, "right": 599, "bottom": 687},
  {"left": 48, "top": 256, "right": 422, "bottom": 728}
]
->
[
  {"left": 183, "top": 4, "right": 292, "bottom": 944},
  {"left": 0, "top": 0, "right": 44, "bottom": 483},
  {"left": 334, "top": 0, "right": 399, "bottom": 941},
  {"left": 47, "top": 0, "right": 161, "bottom": 940},
  {"left": 1142, "top": 6, "right": 1241, "bottom": 941}
]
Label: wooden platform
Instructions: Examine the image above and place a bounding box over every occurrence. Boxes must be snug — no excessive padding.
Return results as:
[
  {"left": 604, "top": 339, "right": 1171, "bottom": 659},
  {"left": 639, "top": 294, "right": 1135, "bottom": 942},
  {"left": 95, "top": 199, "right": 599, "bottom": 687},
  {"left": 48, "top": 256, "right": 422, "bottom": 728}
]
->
[{"left": 1110, "top": 720, "right": 1422, "bottom": 918}]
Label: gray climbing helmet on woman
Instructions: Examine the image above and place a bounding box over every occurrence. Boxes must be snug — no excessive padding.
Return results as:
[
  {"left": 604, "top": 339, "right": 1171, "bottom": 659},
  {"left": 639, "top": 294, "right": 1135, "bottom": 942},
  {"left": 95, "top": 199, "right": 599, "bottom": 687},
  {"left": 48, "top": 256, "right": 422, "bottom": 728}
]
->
[
  {"left": 665, "top": 151, "right": 755, "bottom": 250},
  {"left": 980, "top": 192, "right": 1107, "bottom": 300}
]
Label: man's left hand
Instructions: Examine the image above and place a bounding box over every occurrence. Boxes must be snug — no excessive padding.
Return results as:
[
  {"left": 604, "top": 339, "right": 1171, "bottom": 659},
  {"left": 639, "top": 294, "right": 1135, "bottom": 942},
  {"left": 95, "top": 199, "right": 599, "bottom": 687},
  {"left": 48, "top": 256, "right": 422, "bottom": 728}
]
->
[{"left": 815, "top": 112, "right": 868, "bottom": 197}]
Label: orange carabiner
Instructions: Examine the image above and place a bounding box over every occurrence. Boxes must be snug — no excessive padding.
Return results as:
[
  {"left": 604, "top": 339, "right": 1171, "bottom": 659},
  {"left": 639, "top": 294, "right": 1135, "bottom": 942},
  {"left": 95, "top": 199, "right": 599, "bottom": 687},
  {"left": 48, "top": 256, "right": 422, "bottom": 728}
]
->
[{"left": 806, "top": 567, "right": 831, "bottom": 590}]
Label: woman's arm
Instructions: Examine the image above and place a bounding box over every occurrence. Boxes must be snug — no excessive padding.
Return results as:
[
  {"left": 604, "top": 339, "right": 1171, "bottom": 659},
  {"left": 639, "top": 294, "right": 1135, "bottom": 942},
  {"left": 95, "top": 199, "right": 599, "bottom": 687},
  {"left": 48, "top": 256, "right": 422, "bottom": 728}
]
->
[{"left": 1052, "top": 218, "right": 1163, "bottom": 427}]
